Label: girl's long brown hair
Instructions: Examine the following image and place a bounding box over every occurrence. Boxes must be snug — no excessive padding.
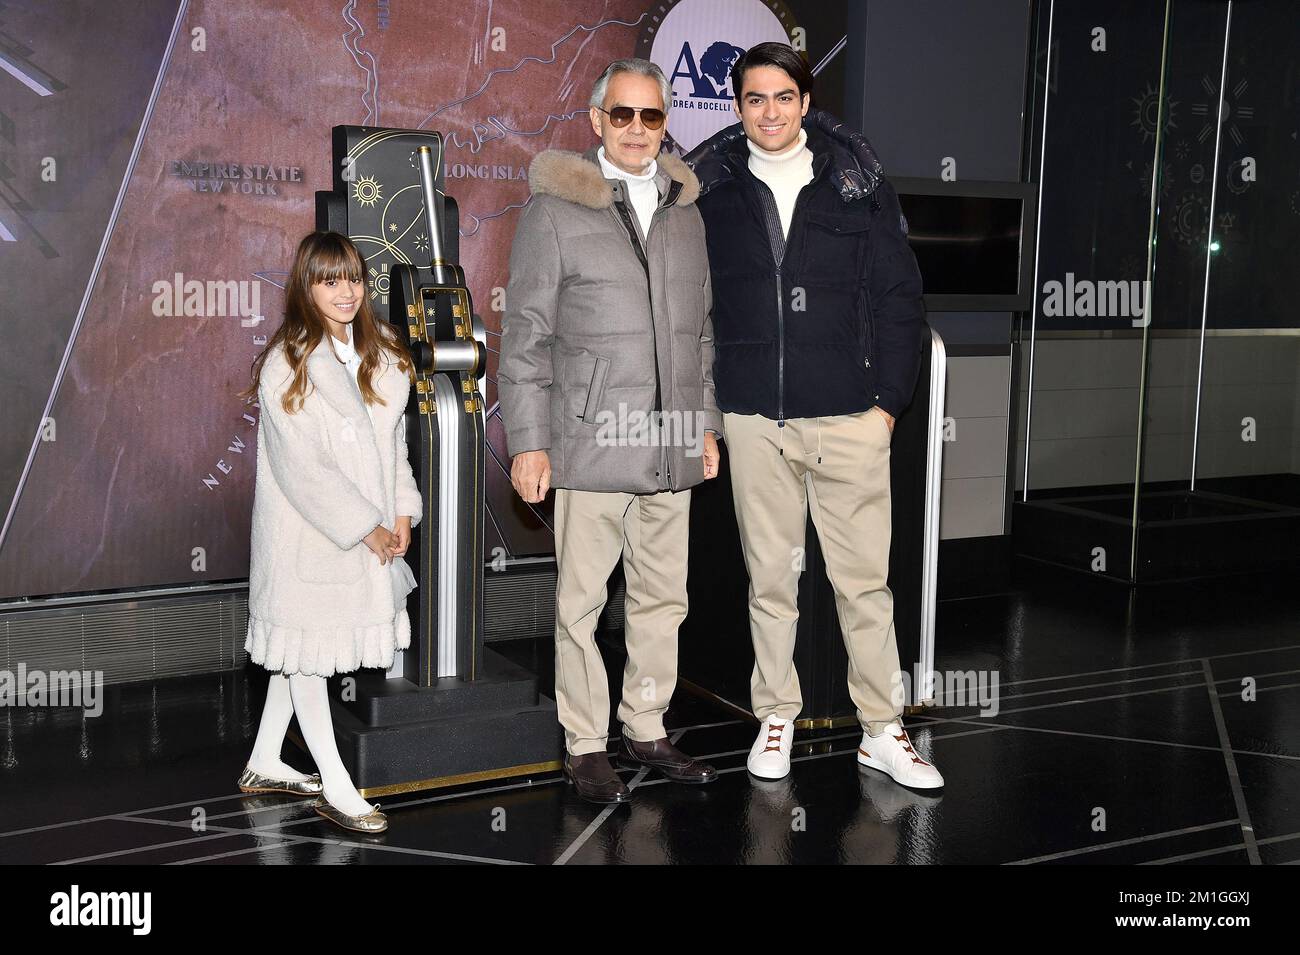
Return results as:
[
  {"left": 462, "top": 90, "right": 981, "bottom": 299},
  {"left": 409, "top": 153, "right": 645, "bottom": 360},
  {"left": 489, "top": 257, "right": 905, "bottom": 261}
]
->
[{"left": 239, "top": 231, "right": 414, "bottom": 413}]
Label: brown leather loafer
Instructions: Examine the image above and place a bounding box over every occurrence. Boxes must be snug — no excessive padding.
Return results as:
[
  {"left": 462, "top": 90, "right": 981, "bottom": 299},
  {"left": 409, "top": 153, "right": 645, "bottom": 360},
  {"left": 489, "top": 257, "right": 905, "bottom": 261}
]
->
[
  {"left": 563, "top": 752, "right": 632, "bottom": 804},
  {"left": 618, "top": 735, "right": 718, "bottom": 784}
]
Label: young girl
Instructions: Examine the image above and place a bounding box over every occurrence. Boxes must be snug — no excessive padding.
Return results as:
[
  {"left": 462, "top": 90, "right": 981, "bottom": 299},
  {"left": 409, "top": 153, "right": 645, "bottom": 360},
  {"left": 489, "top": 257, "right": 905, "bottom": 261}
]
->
[{"left": 236, "top": 231, "right": 422, "bottom": 833}]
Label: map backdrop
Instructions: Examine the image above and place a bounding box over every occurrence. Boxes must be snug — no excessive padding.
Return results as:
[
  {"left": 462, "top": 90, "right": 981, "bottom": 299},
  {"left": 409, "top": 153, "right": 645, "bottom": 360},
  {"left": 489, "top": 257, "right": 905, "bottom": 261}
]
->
[{"left": 0, "top": 0, "right": 848, "bottom": 600}]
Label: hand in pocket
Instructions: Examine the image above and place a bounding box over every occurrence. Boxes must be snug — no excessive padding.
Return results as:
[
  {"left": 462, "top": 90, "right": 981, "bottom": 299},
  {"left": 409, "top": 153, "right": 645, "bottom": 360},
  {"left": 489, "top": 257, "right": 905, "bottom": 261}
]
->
[{"left": 872, "top": 405, "right": 895, "bottom": 435}]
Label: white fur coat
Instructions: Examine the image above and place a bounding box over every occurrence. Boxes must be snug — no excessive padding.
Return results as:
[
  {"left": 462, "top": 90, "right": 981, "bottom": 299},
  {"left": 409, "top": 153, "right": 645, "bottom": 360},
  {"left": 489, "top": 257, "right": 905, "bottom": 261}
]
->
[{"left": 245, "top": 331, "right": 422, "bottom": 676}]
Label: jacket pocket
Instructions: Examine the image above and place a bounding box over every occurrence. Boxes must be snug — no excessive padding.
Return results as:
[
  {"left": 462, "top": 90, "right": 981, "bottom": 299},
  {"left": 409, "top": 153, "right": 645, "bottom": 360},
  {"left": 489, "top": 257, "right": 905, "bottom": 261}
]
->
[
  {"left": 806, "top": 209, "right": 872, "bottom": 235},
  {"left": 579, "top": 355, "right": 610, "bottom": 426},
  {"left": 294, "top": 521, "right": 365, "bottom": 585},
  {"left": 801, "top": 210, "right": 871, "bottom": 280}
]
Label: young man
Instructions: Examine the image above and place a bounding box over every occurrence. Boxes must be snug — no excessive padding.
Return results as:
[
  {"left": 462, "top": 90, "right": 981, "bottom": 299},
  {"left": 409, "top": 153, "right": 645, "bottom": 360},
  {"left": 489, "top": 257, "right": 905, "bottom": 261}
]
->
[
  {"left": 499, "top": 58, "right": 722, "bottom": 804},
  {"left": 688, "top": 43, "right": 944, "bottom": 789}
]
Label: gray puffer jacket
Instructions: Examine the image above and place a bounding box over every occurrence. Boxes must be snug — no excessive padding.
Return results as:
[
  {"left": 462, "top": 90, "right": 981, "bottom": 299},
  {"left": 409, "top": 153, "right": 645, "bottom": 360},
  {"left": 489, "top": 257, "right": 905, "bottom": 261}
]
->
[{"left": 499, "top": 146, "right": 721, "bottom": 494}]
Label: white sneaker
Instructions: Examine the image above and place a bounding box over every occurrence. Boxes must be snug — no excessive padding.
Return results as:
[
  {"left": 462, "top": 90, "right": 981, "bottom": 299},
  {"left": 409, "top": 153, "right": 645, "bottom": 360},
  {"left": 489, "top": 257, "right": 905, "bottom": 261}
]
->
[
  {"left": 857, "top": 722, "right": 944, "bottom": 789},
  {"left": 747, "top": 716, "right": 794, "bottom": 779}
]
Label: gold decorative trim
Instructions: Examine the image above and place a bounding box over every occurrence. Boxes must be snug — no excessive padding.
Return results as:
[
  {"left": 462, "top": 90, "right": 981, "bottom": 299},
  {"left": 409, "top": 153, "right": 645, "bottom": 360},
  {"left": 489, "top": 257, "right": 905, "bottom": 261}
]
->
[
  {"left": 678, "top": 680, "right": 929, "bottom": 729},
  {"left": 287, "top": 729, "right": 560, "bottom": 797},
  {"left": 470, "top": 396, "right": 482, "bottom": 680},
  {"left": 795, "top": 716, "right": 858, "bottom": 730},
  {"left": 358, "top": 760, "right": 562, "bottom": 798},
  {"left": 677, "top": 679, "right": 756, "bottom": 723}
]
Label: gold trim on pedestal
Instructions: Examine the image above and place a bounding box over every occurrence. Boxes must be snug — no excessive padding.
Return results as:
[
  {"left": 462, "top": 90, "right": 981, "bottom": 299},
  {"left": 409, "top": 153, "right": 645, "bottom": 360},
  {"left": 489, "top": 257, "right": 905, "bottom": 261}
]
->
[
  {"left": 358, "top": 760, "right": 562, "bottom": 798},
  {"left": 286, "top": 728, "right": 560, "bottom": 797},
  {"left": 794, "top": 716, "right": 859, "bottom": 730},
  {"left": 677, "top": 679, "right": 756, "bottom": 723},
  {"left": 678, "top": 680, "right": 931, "bottom": 729}
]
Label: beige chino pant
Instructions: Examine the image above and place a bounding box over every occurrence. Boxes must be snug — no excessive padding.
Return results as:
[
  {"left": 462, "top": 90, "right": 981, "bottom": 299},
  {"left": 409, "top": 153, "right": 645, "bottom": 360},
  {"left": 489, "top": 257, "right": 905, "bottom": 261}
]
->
[
  {"left": 553, "top": 486, "right": 692, "bottom": 756},
  {"left": 722, "top": 409, "right": 903, "bottom": 735}
]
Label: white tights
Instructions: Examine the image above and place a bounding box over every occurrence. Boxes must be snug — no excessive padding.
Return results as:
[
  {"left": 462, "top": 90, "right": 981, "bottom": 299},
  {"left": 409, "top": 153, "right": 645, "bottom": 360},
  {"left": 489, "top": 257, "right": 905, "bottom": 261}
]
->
[{"left": 248, "top": 673, "right": 374, "bottom": 816}]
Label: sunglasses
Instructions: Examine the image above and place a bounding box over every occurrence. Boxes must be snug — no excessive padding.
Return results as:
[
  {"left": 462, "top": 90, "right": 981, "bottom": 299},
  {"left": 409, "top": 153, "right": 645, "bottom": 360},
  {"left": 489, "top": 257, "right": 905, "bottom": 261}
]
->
[{"left": 595, "top": 105, "right": 666, "bottom": 130}]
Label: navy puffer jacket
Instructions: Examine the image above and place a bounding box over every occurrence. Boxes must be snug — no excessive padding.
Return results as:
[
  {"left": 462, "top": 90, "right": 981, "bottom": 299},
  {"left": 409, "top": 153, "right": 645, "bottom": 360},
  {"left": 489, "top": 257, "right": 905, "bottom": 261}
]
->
[{"left": 685, "top": 111, "right": 924, "bottom": 420}]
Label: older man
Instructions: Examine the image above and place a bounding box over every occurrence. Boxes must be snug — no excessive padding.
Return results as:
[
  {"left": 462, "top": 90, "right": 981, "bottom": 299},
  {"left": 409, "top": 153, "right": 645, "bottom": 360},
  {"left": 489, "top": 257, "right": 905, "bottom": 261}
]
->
[{"left": 498, "top": 58, "right": 721, "bottom": 804}]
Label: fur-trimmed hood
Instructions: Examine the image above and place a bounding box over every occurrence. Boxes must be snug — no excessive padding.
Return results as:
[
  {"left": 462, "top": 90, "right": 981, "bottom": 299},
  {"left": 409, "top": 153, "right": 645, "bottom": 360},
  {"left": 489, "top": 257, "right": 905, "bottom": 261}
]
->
[{"left": 527, "top": 147, "right": 701, "bottom": 210}]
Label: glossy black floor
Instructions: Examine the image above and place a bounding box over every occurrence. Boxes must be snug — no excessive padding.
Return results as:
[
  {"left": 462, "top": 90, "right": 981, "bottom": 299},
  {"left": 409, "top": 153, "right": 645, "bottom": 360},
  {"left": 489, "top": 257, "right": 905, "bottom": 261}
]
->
[{"left": 2, "top": 560, "right": 1297, "bottom": 865}]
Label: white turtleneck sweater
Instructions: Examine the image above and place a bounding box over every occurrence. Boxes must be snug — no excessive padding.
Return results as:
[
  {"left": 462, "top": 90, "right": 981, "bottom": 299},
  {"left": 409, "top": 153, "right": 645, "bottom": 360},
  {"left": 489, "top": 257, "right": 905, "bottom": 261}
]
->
[
  {"left": 598, "top": 146, "right": 660, "bottom": 240},
  {"left": 747, "top": 128, "right": 814, "bottom": 238}
]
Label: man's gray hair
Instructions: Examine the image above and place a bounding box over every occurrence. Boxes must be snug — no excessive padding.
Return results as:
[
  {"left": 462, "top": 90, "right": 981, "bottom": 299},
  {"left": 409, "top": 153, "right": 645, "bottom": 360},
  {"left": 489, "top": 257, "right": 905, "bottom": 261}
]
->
[{"left": 589, "top": 58, "right": 672, "bottom": 112}]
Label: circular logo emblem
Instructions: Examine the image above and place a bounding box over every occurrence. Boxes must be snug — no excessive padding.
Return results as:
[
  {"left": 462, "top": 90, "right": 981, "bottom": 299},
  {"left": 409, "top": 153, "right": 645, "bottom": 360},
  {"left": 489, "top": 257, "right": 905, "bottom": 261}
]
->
[{"left": 637, "top": 0, "right": 796, "bottom": 154}]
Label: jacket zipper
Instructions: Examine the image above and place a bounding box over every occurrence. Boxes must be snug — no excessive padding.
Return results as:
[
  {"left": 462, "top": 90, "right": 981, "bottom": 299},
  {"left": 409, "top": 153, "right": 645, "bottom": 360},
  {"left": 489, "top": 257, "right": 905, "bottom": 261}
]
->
[
  {"left": 747, "top": 178, "right": 807, "bottom": 437},
  {"left": 747, "top": 178, "right": 787, "bottom": 435},
  {"left": 724, "top": 141, "right": 901, "bottom": 439},
  {"left": 613, "top": 196, "right": 670, "bottom": 488},
  {"left": 734, "top": 141, "right": 836, "bottom": 432},
  {"left": 862, "top": 285, "right": 875, "bottom": 369},
  {"left": 775, "top": 265, "right": 784, "bottom": 432}
]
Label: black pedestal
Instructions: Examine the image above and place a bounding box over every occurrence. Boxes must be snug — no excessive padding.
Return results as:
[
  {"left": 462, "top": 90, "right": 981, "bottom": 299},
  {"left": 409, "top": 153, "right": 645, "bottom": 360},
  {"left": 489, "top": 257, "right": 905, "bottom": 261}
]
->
[{"left": 325, "top": 648, "right": 561, "bottom": 796}]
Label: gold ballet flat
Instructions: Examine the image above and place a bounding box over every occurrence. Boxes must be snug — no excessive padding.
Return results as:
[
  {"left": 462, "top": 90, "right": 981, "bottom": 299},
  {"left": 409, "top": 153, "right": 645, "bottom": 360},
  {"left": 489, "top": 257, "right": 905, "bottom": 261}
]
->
[
  {"left": 310, "top": 796, "right": 388, "bottom": 833},
  {"left": 237, "top": 765, "right": 323, "bottom": 796}
]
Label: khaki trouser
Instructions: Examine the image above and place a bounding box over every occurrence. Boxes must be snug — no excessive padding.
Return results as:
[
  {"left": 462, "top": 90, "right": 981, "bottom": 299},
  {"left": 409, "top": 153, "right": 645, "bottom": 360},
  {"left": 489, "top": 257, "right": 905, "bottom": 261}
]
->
[
  {"left": 722, "top": 409, "right": 902, "bottom": 735},
  {"left": 553, "top": 486, "right": 692, "bottom": 756}
]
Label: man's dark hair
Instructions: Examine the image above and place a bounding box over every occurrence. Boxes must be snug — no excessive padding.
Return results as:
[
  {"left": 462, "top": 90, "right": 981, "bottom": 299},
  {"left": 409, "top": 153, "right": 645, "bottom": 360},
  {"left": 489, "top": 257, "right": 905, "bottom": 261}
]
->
[{"left": 729, "top": 42, "right": 814, "bottom": 101}]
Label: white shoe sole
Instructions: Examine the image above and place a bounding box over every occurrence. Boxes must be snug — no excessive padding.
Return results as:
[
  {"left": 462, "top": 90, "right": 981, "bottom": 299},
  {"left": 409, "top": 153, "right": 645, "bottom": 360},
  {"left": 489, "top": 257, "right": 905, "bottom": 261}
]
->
[
  {"left": 747, "top": 758, "right": 792, "bottom": 780},
  {"left": 857, "top": 750, "right": 944, "bottom": 790}
]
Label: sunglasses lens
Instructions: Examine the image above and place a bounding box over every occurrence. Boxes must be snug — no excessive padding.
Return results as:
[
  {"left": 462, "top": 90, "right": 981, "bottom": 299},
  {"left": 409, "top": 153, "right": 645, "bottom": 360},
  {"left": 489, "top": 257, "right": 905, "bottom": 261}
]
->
[{"left": 605, "top": 107, "right": 666, "bottom": 129}]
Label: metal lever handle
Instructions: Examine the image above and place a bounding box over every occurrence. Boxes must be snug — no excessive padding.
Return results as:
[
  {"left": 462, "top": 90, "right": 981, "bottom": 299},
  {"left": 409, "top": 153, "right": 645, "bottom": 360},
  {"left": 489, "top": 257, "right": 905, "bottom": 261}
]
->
[{"left": 416, "top": 144, "right": 446, "bottom": 267}]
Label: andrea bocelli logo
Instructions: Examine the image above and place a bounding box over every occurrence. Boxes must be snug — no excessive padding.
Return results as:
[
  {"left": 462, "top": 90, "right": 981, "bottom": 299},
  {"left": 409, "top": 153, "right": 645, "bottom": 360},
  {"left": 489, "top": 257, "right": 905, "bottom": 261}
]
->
[{"left": 637, "top": 0, "right": 797, "bottom": 153}]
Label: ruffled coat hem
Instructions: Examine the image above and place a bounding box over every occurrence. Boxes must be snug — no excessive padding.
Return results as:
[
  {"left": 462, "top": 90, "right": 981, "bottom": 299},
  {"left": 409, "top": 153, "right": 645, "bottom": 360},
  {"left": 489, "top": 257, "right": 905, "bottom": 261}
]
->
[{"left": 245, "top": 608, "right": 411, "bottom": 677}]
